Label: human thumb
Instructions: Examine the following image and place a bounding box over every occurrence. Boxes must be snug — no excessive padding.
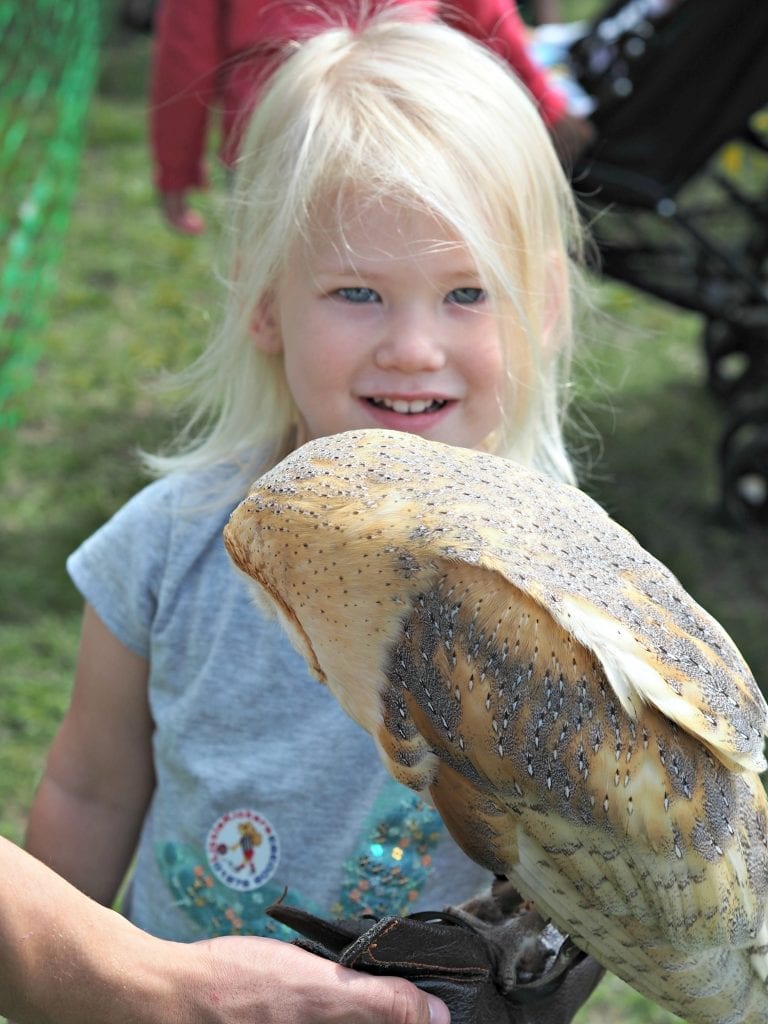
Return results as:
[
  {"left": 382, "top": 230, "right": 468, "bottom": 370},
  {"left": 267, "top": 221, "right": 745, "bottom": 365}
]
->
[{"left": 424, "top": 993, "right": 451, "bottom": 1024}]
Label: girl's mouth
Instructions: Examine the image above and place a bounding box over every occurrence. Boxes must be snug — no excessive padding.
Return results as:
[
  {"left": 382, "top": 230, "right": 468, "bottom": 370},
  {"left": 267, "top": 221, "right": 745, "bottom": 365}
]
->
[{"left": 367, "top": 397, "right": 448, "bottom": 414}]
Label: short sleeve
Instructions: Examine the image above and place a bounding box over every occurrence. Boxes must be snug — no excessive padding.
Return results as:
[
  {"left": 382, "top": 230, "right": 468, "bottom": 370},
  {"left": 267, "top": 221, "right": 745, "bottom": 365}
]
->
[{"left": 67, "top": 479, "right": 175, "bottom": 658}]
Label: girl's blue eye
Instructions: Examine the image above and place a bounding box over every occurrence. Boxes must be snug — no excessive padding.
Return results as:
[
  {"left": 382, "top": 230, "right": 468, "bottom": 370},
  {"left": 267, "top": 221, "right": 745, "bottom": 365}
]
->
[
  {"left": 448, "top": 287, "right": 485, "bottom": 305},
  {"left": 336, "top": 287, "right": 380, "bottom": 303}
]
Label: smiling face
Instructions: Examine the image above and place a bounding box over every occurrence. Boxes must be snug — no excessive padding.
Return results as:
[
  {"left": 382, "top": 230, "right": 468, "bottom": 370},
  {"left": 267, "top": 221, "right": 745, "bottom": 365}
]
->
[{"left": 254, "top": 195, "right": 507, "bottom": 450}]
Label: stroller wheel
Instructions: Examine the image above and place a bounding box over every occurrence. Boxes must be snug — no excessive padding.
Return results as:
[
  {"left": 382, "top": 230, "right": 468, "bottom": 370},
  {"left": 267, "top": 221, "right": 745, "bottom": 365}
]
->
[
  {"left": 704, "top": 317, "right": 766, "bottom": 398},
  {"left": 719, "top": 406, "right": 768, "bottom": 527}
]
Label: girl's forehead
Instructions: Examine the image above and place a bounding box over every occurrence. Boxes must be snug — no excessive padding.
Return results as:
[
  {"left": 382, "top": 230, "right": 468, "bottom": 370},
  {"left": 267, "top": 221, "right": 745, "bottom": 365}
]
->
[{"left": 300, "top": 193, "right": 470, "bottom": 267}]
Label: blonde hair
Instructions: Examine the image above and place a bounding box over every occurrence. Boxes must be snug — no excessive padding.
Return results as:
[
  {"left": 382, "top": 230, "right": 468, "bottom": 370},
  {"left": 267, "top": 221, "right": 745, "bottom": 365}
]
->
[{"left": 144, "top": 7, "right": 586, "bottom": 488}]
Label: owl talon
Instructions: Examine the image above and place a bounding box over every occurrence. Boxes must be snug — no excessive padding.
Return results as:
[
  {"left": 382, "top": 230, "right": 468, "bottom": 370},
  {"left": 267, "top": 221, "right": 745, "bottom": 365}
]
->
[{"left": 509, "top": 937, "right": 589, "bottom": 1003}]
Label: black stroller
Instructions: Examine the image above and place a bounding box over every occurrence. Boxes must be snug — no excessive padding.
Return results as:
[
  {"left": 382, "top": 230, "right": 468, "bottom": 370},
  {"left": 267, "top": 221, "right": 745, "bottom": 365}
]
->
[{"left": 563, "top": 0, "right": 768, "bottom": 526}]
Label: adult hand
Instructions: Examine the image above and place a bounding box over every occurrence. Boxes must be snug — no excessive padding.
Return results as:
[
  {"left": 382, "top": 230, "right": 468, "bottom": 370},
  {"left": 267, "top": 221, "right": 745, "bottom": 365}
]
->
[{"left": 186, "top": 935, "right": 452, "bottom": 1024}]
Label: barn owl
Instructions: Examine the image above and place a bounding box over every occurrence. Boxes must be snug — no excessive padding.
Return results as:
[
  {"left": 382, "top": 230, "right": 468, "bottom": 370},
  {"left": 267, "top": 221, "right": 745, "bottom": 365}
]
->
[{"left": 223, "top": 428, "right": 768, "bottom": 1024}]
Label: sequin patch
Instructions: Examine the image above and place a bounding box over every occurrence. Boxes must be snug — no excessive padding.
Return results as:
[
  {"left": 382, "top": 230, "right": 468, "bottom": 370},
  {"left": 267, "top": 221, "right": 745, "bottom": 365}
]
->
[{"left": 334, "top": 778, "right": 445, "bottom": 917}]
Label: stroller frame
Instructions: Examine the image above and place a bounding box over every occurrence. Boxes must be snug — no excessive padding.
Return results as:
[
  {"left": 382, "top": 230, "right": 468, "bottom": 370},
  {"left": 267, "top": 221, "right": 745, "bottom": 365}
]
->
[{"left": 567, "top": 0, "right": 768, "bottom": 526}]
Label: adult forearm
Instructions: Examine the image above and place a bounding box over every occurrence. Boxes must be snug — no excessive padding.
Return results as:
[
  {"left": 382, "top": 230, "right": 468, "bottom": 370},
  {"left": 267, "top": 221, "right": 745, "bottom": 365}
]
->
[
  {"left": 0, "top": 838, "right": 175, "bottom": 1024},
  {"left": 149, "top": 0, "right": 221, "bottom": 191}
]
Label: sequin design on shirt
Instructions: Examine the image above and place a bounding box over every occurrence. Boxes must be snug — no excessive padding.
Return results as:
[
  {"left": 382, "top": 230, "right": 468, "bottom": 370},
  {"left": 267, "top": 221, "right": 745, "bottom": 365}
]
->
[
  {"left": 333, "top": 778, "right": 445, "bottom": 918},
  {"left": 156, "top": 780, "right": 444, "bottom": 937}
]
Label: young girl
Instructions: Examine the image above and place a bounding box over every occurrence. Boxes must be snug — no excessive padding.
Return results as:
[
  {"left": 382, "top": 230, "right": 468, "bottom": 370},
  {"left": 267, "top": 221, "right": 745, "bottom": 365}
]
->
[{"left": 25, "top": 9, "right": 586, "bottom": 1022}]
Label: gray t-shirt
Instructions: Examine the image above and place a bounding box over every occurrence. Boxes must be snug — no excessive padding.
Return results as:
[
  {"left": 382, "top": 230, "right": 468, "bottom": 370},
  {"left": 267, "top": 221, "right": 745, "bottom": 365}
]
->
[{"left": 67, "top": 466, "right": 490, "bottom": 941}]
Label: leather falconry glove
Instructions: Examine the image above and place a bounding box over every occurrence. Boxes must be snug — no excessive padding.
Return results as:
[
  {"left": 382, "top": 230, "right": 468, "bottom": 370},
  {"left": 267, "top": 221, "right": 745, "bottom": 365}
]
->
[{"left": 267, "top": 877, "right": 605, "bottom": 1024}]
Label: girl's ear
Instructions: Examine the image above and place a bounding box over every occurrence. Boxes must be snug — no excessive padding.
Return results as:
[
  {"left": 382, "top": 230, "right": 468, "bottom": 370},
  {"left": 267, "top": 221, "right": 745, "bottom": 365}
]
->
[{"left": 250, "top": 295, "right": 282, "bottom": 353}]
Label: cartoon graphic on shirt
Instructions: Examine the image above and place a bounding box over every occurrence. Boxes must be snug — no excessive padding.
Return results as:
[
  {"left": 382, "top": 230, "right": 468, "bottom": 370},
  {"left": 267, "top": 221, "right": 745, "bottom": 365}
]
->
[
  {"left": 206, "top": 808, "right": 279, "bottom": 891},
  {"left": 156, "top": 780, "right": 445, "bottom": 937},
  {"left": 232, "top": 821, "right": 262, "bottom": 873}
]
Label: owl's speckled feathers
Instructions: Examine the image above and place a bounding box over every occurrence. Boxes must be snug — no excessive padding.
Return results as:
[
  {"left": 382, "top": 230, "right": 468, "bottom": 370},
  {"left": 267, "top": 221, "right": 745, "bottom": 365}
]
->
[{"left": 224, "top": 429, "right": 768, "bottom": 1024}]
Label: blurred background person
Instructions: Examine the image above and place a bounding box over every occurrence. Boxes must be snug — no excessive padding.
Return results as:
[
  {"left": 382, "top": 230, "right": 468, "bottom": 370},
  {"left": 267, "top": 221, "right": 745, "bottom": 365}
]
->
[{"left": 149, "top": 0, "right": 593, "bottom": 234}]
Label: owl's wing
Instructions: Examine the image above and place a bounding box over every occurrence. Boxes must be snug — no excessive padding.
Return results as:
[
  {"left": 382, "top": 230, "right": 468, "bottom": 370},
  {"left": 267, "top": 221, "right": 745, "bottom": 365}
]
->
[{"left": 476, "top": 540, "right": 768, "bottom": 774}]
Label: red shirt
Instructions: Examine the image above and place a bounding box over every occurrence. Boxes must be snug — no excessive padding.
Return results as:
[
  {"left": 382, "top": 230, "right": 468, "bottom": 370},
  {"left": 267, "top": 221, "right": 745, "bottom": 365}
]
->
[{"left": 150, "top": 0, "right": 566, "bottom": 192}]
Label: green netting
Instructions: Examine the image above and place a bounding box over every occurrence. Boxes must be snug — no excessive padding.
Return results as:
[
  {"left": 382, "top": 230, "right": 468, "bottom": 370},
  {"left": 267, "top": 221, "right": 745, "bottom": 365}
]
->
[{"left": 0, "top": 0, "right": 99, "bottom": 436}]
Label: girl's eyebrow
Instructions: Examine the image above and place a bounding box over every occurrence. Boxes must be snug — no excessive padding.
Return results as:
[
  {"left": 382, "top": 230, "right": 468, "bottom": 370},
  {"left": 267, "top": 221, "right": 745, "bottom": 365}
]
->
[{"left": 312, "top": 262, "right": 370, "bottom": 277}]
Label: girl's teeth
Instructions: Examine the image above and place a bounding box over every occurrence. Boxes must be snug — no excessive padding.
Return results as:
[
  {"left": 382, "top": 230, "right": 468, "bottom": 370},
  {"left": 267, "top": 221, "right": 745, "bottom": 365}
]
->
[{"left": 373, "top": 398, "right": 443, "bottom": 414}]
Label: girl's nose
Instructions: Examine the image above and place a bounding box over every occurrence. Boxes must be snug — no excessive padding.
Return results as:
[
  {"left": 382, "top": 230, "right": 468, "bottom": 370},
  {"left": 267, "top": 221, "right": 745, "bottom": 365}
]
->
[{"left": 373, "top": 308, "right": 447, "bottom": 372}]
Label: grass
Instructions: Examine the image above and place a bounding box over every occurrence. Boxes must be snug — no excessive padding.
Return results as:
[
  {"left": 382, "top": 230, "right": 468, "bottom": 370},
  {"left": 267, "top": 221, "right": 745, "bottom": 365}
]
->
[{"left": 1, "top": 9, "right": 766, "bottom": 1024}]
